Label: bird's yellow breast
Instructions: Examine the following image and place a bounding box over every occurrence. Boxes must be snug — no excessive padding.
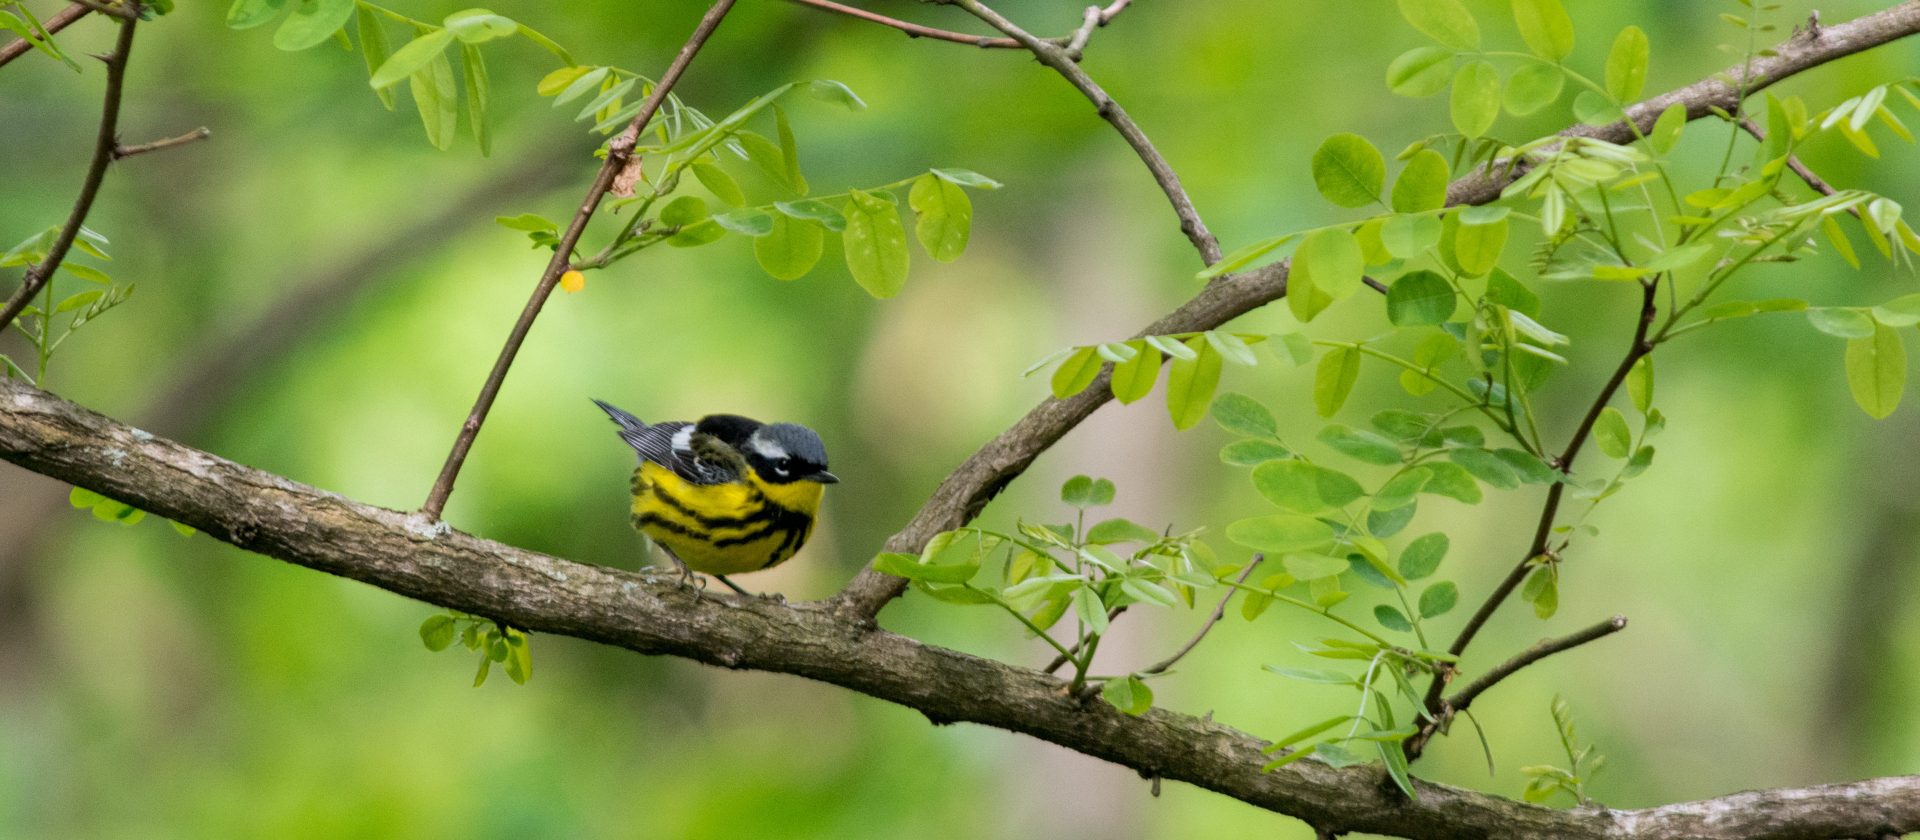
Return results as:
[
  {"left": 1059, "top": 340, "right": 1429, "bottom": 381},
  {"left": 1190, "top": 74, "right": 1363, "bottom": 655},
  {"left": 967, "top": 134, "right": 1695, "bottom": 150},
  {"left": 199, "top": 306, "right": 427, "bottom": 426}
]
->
[{"left": 629, "top": 461, "right": 822, "bottom": 575}]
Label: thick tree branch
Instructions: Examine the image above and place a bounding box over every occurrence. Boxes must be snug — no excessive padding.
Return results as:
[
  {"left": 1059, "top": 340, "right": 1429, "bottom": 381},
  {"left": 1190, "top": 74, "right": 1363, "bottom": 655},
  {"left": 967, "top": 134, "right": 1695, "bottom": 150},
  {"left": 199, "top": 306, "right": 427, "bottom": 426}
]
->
[
  {"left": 420, "top": 0, "right": 736, "bottom": 520},
  {"left": 0, "top": 2, "right": 89, "bottom": 70},
  {"left": 945, "top": 0, "right": 1222, "bottom": 264},
  {"left": 5, "top": 378, "right": 1918, "bottom": 840},
  {"left": 0, "top": 14, "right": 134, "bottom": 334},
  {"left": 832, "top": 2, "right": 1920, "bottom": 622}
]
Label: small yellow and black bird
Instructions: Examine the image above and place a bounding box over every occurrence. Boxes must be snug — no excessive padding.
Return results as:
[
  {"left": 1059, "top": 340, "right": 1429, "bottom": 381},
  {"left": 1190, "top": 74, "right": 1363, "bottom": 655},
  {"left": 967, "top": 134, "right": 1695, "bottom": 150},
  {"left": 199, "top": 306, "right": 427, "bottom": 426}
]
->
[{"left": 594, "top": 399, "right": 837, "bottom": 593}]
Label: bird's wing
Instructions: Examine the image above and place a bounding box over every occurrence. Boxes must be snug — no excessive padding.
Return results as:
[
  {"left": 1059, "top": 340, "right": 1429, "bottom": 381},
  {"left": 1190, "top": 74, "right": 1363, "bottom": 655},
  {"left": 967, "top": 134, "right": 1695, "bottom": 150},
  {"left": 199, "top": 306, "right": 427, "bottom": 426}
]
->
[{"left": 595, "top": 399, "right": 744, "bottom": 485}]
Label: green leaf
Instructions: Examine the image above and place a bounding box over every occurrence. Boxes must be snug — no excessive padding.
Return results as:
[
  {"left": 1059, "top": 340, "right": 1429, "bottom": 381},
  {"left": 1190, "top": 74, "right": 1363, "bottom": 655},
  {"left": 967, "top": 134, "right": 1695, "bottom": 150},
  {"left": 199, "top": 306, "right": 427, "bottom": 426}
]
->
[
  {"left": 1379, "top": 739, "right": 1419, "bottom": 800},
  {"left": 535, "top": 65, "right": 592, "bottom": 97},
  {"left": 444, "top": 9, "right": 518, "bottom": 43},
  {"left": 1593, "top": 407, "right": 1632, "bottom": 458},
  {"left": 1418, "top": 581, "right": 1459, "bottom": 618},
  {"left": 461, "top": 43, "right": 491, "bottom": 155},
  {"left": 1386, "top": 269, "right": 1456, "bottom": 326},
  {"left": 1604, "top": 26, "right": 1650, "bottom": 103},
  {"left": 843, "top": 189, "right": 910, "bottom": 298},
  {"left": 1051, "top": 346, "right": 1102, "bottom": 399},
  {"left": 1252, "top": 460, "right": 1365, "bottom": 513},
  {"left": 228, "top": 0, "right": 287, "bottom": 29},
  {"left": 1874, "top": 294, "right": 1920, "bottom": 328},
  {"left": 1227, "top": 514, "right": 1336, "bottom": 555},
  {"left": 1381, "top": 214, "right": 1442, "bottom": 260},
  {"left": 1511, "top": 0, "right": 1574, "bottom": 60},
  {"left": 752, "top": 214, "right": 821, "bottom": 280},
  {"left": 1206, "top": 331, "right": 1260, "bottom": 366},
  {"left": 408, "top": 49, "right": 459, "bottom": 150},
  {"left": 1399, "top": 533, "right": 1449, "bottom": 579},
  {"left": 1485, "top": 267, "right": 1538, "bottom": 316},
  {"left": 1166, "top": 338, "right": 1222, "bottom": 430},
  {"left": 931, "top": 168, "right": 1003, "bottom": 190},
  {"left": 908, "top": 173, "right": 972, "bottom": 262},
  {"left": 420, "top": 614, "right": 456, "bottom": 651},
  {"left": 1086, "top": 518, "right": 1161, "bottom": 545},
  {"left": 1290, "top": 228, "right": 1364, "bottom": 323},
  {"left": 504, "top": 633, "right": 532, "bottom": 684},
  {"left": 1221, "top": 439, "right": 1293, "bottom": 466},
  {"left": 1197, "top": 234, "right": 1298, "bottom": 281},
  {"left": 693, "top": 160, "right": 746, "bottom": 207},
  {"left": 69, "top": 486, "right": 106, "bottom": 508},
  {"left": 1212, "top": 392, "right": 1277, "bottom": 438},
  {"left": 370, "top": 27, "right": 455, "bottom": 89},
  {"left": 1398, "top": 0, "right": 1480, "bottom": 49},
  {"left": 1627, "top": 356, "right": 1654, "bottom": 413},
  {"left": 1392, "top": 149, "right": 1450, "bottom": 213},
  {"left": 1312, "top": 134, "right": 1386, "bottom": 209},
  {"left": 1450, "top": 61, "right": 1501, "bottom": 139},
  {"left": 1110, "top": 343, "right": 1160, "bottom": 404},
  {"left": 273, "top": 0, "right": 353, "bottom": 51},
  {"left": 774, "top": 106, "right": 806, "bottom": 195},
  {"left": 1421, "top": 461, "right": 1483, "bottom": 503},
  {"left": 873, "top": 550, "right": 981, "bottom": 584},
  {"left": 1373, "top": 467, "right": 1431, "bottom": 509},
  {"left": 1074, "top": 586, "right": 1109, "bottom": 634},
  {"left": 713, "top": 209, "right": 775, "bottom": 236},
  {"left": 807, "top": 79, "right": 867, "bottom": 110},
  {"left": 1449, "top": 448, "right": 1519, "bottom": 488},
  {"left": 1374, "top": 604, "right": 1415, "bottom": 632},
  {"left": 774, "top": 199, "right": 848, "bottom": 232},
  {"left": 1282, "top": 553, "right": 1350, "bottom": 581},
  {"left": 1102, "top": 675, "right": 1153, "bottom": 715},
  {"left": 1313, "top": 345, "right": 1361, "bottom": 417},
  {"left": 356, "top": 8, "right": 395, "bottom": 109},
  {"left": 1809, "top": 308, "right": 1876, "bottom": 339},
  {"left": 1504, "top": 63, "right": 1565, "bottom": 116},
  {"left": 1386, "top": 46, "right": 1456, "bottom": 97},
  {"left": 660, "top": 195, "right": 709, "bottom": 227},
  {"left": 1649, "top": 102, "right": 1687, "bottom": 154},
  {"left": 1318, "top": 425, "right": 1402, "bottom": 465},
  {"left": 1847, "top": 321, "right": 1906, "bottom": 418},
  {"left": 1451, "top": 214, "right": 1508, "bottom": 277}
]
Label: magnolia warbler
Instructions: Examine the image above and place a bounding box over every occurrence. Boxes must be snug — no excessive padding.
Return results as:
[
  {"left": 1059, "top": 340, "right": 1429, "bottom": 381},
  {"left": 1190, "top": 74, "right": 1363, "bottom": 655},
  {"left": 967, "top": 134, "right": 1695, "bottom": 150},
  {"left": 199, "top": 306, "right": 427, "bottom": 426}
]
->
[{"left": 594, "top": 399, "right": 837, "bottom": 593}]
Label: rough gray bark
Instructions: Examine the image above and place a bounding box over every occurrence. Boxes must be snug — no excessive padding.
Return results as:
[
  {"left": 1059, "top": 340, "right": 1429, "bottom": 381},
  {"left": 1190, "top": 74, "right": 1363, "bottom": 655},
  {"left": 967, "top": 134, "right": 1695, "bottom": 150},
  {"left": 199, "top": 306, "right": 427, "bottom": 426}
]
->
[{"left": 5, "top": 378, "right": 1917, "bottom": 840}]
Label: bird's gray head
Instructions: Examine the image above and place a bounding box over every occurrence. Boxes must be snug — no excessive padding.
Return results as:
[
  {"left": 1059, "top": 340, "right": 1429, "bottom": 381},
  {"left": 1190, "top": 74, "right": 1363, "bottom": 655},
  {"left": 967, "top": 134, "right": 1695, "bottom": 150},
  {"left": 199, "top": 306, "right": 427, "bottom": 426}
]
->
[{"left": 745, "top": 423, "right": 837, "bottom": 485}]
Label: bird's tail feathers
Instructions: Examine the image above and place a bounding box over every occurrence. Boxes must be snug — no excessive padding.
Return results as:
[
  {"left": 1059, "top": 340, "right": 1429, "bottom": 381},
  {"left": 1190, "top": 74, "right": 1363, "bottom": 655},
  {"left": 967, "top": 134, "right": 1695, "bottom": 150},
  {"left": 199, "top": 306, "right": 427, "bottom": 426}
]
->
[{"left": 593, "top": 398, "right": 647, "bottom": 432}]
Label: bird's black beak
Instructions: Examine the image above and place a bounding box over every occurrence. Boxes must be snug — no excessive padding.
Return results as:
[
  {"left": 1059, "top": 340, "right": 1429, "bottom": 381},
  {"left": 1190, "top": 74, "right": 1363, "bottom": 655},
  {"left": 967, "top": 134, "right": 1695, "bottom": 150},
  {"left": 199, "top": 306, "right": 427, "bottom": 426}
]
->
[{"left": 813, "top": 471, "right": 840, "bottom": 484}]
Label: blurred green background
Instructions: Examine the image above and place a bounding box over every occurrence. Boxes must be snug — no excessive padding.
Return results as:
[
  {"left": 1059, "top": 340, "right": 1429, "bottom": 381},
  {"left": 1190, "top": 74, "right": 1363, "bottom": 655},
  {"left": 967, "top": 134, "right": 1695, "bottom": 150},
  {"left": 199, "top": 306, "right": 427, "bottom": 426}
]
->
[{"left": 3, "top": 0, "right": 1918, "bottom": 837}]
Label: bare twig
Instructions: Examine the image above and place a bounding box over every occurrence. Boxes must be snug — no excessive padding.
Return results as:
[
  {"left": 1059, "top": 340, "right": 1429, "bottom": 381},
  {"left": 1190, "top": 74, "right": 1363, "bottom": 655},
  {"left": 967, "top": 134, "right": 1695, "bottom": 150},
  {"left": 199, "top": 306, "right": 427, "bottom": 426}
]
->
[
  {"left": 1064, "top": 0, "right": 1132, "bottom": 60},
  {"left": 69, "top": 0, "right": 133, "bottom": 21},
  {"left": 0, "top": 2, "right": 88, "bottom": 70},
  {"left": 945, "top": 0, "right": 1221, "bottom": 265},
  {"left": 6, "top": 379, "right": 1920, "bottom": 840},
  {"left": 832, "top": 2, "right": 1920, "bottom": 622},
  {"left": 113, "top": 126, "right": 210, "bottom": 160},
  {"left": 1139, "top": 554, "right": 1261, "bottom": 676},
  {"left": 1403, "top": 616, "right": 1627, "bottom": 759},
  {"left": 1043, "top": 604, "right": 1126, "bottom": 674},
  {"left": 1737, "top": 117, "right": 1857, "bottom": 216},
  {"left": 420, "top": 0, "right": 737, "bottom": 520},
  {"left": 785, "top": 0, "right": 1022, "bottom": 48},
  {"left": 0, "top": 15, "right": 134, "bottom": 335}
]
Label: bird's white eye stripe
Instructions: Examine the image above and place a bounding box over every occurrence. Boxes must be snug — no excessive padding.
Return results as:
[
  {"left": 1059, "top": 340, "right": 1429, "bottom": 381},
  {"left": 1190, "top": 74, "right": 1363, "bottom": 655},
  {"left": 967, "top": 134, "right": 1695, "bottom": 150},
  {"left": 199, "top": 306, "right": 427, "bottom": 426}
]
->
[{"left": 750, "top": 438, "right": 788, "bottom": 461}]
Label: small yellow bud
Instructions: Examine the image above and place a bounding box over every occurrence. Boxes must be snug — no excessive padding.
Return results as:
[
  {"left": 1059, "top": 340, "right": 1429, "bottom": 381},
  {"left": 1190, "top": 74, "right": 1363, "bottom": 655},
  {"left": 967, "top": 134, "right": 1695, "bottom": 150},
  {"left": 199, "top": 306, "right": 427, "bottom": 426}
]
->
[{"left": 559, "top": 270, "right": 586, "bottom": 294}]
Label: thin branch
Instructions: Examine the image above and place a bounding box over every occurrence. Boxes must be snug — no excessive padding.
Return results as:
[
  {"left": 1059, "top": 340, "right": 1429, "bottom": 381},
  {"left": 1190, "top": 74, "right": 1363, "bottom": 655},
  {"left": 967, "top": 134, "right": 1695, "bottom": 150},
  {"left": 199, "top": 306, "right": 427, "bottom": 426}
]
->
[
  {"left": 945, "top": 0, "right": 1222, "bottom": 264},
  {"left": 0, "top": 15, "right": 134, "bottom": 335},
  {"left": 69, "top": 0, "right": 133, "bottom": 21},
  {"left": 0, "top": 2, "right": 89, "bottom": 70},
  {"left": 1737, "top": 116, "right": 1857, "bottom": 216},
  {"left": 1409, "top": 282, "right": 1658, "bottom": 763},
  {"left": 1064, "top": 0, "right": 1134, "bottom": 60},
  {"left": 1403, "top": 616, "right": 1627, "bottom": 760},
  {"left": 5, "top": 378, "right": 1919, "bottom": 840},
  {"left": 1139, "top": 554, "right": 1261, "bottom": 676},
  {"left": 113, "top": 126, "right": 210, "bottom": 160},
  {"left": 1042, "top": 604, "right": 1125, "bottom": 674},
  {"left": 420, "top": 0, "right": 737, "bottom": 520},
  {"left": 833, "top": 1, "right": 1920, "bottom": 623},
  {"left": 785, "top": 0, "right": 1023, "bottom": 48}
]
